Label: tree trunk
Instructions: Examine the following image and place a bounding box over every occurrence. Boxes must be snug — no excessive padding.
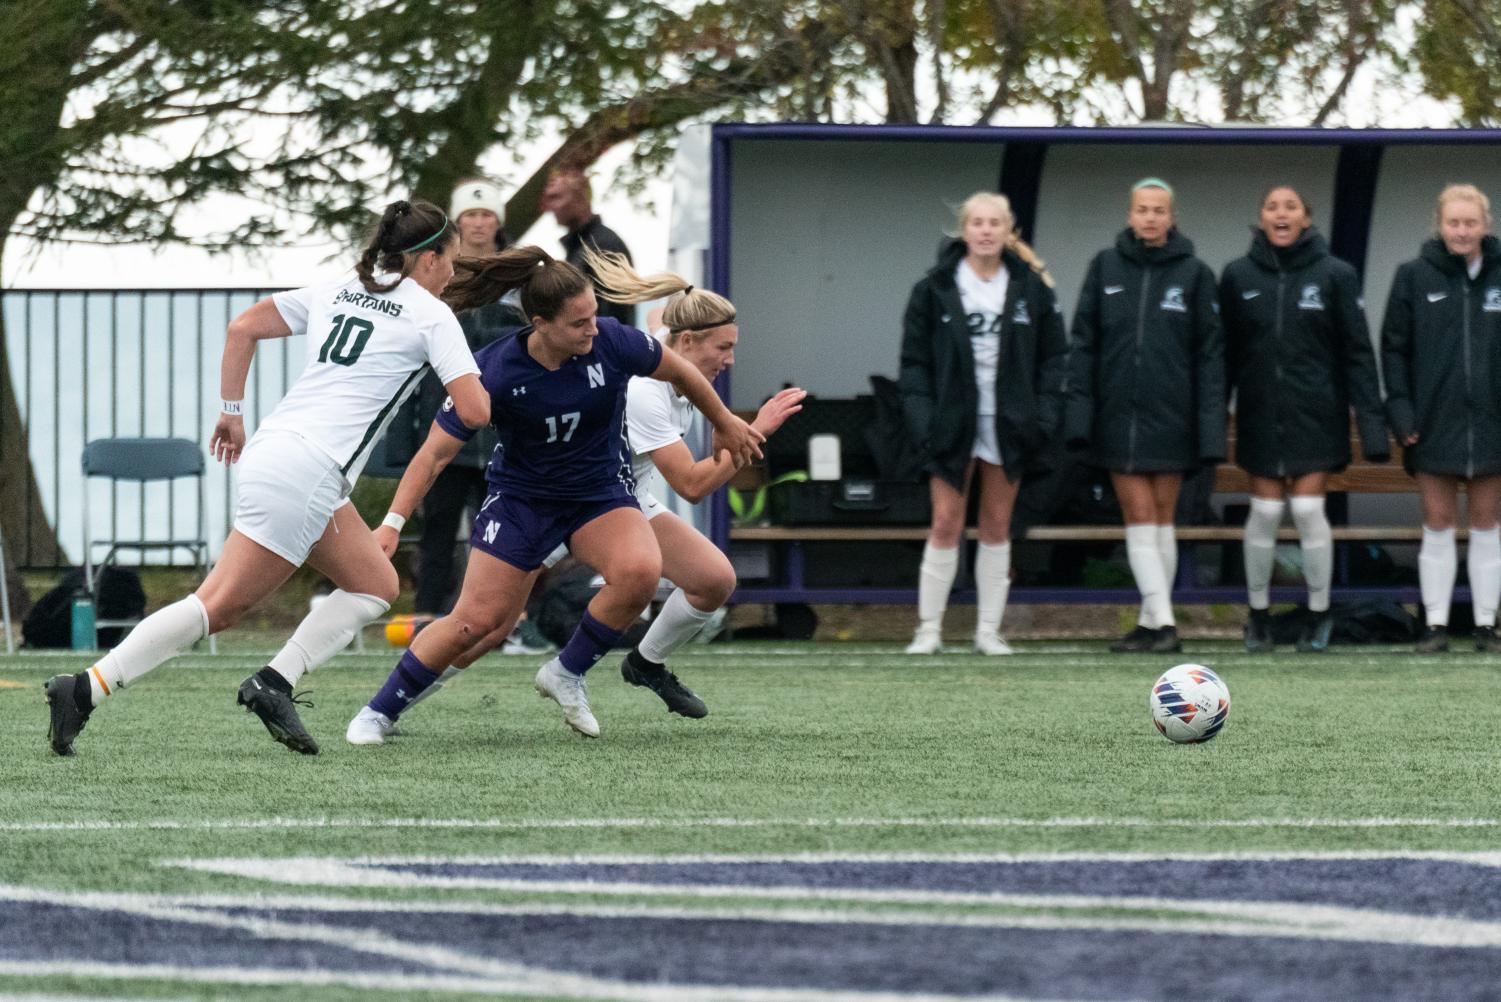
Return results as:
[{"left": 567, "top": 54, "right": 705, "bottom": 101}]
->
[{"left": 0, "top": 233, "right": 63, "bottom": 575}]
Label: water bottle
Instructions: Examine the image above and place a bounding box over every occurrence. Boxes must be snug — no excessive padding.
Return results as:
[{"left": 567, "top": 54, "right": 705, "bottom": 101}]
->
[{"left": 70, "top": 588, "right": 97, "bottom": 651}]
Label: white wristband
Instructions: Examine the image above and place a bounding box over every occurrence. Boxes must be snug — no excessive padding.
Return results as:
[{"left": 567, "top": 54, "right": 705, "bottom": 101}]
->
[
  {"left": 220, "top": 399, "right": 243, "bottom": 416},
  {"left": 381, "top": 511, "right": 407, "bottom": 532}
]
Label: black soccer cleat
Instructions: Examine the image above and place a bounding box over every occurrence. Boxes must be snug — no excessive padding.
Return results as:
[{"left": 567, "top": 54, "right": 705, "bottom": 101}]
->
[
  {"left": 44, "top": 673, "right": 93, "bottom": 757},
  {"left": 1415, "top": 625, "right": 1449, "bottom": 655},
  {"left": 237, "top": 668, "right": 319, "bottom": 755},
  {"left": 1243, "top": 609, "right": 1275, "bottom": 653},
  {"left": 620, "top": 648, "right": 707, "bottom": 718},
  {"left": 1148, "top": 625, "right": 1183, "bottom": 654},
  {"left": 1296, "top": 611, "right": 1334, "bottom": 654},
  {"left": 1109, "top": 626, "right": 1158, "bottom": 653},
  {"left": 1476, "top": 626, "right": 1501, "bottom": 653}
]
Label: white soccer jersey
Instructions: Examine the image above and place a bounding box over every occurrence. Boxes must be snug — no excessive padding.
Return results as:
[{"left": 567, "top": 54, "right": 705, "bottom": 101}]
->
[
  {"left": 258, "top": 273, "right": 479, "bottom": 485},
  {"left": 625, "top": 373, "right": 697, "bottom": 500}
]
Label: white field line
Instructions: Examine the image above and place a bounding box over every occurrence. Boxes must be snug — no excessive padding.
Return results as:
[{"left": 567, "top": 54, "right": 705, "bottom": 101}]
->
[
  {"left": 9, "top": 814, "right": 1501, "bottom": 834},
  {"left": 5, "top": 879, "right": 1501, "bottom": 952},
  {"left": 166, "top": 848, "right": 1501, "bottom": 867}
]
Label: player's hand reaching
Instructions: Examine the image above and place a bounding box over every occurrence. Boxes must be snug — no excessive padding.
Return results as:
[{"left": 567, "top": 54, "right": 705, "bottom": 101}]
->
[
  {"left": 374, "top": 525, "right": 399, "bottom": 559},
  {"left": 713, "top": 414, "right": 765, "bottom": 468},
  {"left": 210, "top": 414, "right": 246, "bottom": 465},
  {"left": 752, "top": 388, "right": 806, "bottom": 438}
]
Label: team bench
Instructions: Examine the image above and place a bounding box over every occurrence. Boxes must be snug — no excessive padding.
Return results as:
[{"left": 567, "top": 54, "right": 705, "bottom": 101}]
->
[{"left": 726, "top": 432, "right": 1456, "bottom": 606}]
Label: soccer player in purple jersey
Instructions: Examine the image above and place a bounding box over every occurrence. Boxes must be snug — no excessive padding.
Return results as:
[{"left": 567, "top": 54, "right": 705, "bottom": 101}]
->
[{"left": 348, "top": 246, "right": 762, "bottom": 739}]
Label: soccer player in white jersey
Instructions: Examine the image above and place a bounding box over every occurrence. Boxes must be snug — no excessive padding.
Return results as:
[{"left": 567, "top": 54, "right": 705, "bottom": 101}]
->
[
  {"left": 344, "top": 252, "right": 802, "bottom": 740},
  {"left": 43, "top": 199, "right": 489, "bottom": 756}
]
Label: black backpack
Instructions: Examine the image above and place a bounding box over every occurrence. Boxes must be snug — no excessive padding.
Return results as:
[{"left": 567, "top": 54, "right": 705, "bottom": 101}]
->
[{"left": 22, "top": 567, "right": 146, "bottom": 649}]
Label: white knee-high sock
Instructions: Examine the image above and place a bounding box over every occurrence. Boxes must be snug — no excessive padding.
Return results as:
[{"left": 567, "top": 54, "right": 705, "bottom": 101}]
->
[
  {"left": 402, "top": 665, "right": 463, "bottom": 714},
  {"left": 1157, "top": 524, "right": 1178, "bottom": 594},
  {"left": 974, "top": 541, "right": 1012, "bottom": 639},
  {"left": 1420, "top": 526, "right": 1458, "bottom": 627},
  {"left": 639, "top": 587, "right": 716, "bottom": 663},
  {"left": 1289, "top": 496, "right": 1333, "bottom": 613},
  {"left": 1243, "top": 497, "right": 1286, "bottom": 610},
  {"left": 1468, "top": 527, "right": 1501, "bottom": 628},
  {"left": 1126, "top": 523, "right": 1172, "bottom": 628},
  {"left": 86, "top": 594, "right": 209, "bottom": 702},
  {"left": 916, "top": 543, "right": 960, "bottom": 631},
  {"left": 268, "top": 590, "right": 390, "bottom": 687}
]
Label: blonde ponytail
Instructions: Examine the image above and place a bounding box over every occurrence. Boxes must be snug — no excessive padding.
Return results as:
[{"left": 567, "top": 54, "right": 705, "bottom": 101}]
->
[
  {"left": 1006, "top": 232, "right": 1055, "bottom": 288},
  {"left": 583, "top": 247, "right": 737, "bottom": 341}
]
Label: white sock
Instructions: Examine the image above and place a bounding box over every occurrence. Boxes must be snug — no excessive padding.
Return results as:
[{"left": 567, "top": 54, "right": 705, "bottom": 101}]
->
[
  {"left": 86, "top": 594, "right": 209, "bottom": 702},
  {"left": 1157, "top": 524, "right": 1178, "bottom": 594},
  {"left": 267, "top": 590, "right": 390, "bottom": 687},
  {"left": 916, "top": 543, "right": 959, "bottom": 632},
  {"left": 1126, "top": 523, "right": 1172, "bottom": 628},
  {"left": 1468, "top": 527, "right": 1501, "bottom": 628},
  {"left": 974, "top": 541, "right": 1012, "bottom": 639},
  {"left": 1289, "top": 496, "right": 1333, "bottom": 613},
  {"left": 638, "top": 587, "right": 716, "bottom": 663},
  {"left": 1419, "top": 525, "right": 1458, "bottom": 627},
  {"left": 403, "top": 665, "right": 463, "bottom": 714},
  {"left": 1243, "top": 497, "right": 1285, "bottom": 611}
]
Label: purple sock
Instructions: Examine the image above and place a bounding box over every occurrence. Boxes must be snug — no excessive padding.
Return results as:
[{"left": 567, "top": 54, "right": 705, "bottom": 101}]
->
[
  {"left": 369, "top": 649, "right": 440, "bottom": 721},
  {"left": 558, "top": 610, "right": 625, "bottom": 675}
]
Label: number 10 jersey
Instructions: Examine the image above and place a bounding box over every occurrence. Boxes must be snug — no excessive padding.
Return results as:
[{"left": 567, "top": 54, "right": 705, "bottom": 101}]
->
[{"left": 262, "top": 273, "right": 479, "bottom": 485}]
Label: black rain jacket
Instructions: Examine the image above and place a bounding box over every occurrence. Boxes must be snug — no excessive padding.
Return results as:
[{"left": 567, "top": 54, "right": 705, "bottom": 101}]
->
[
  {"left": 1063, "top": 228, "right": 1225, "bottom": 472},
  {"left": 898, "top": 238, "right": 1068, "bottom": 488},
  {"left": 1220, "top": 228, "right": 1387, "bottom": 479},
  {"left": 1382, "top": 235, "right": 1501, "bottom": 477}
]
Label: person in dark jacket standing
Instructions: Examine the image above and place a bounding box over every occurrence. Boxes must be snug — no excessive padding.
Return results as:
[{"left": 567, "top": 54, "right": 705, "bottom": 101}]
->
[
  {"left": 1221, "top": 186, "right": 1387, "bottom": 653},
  {"left": 899, "top": 191, "right": 1068, "bottom": 655},
  {"left": 1065, "top": 179, "right": 1224, "bottom": 653},
  {"left": 1382, "top": 183, "right": 1501, "bottom": 654},
  {"left": 542, "top": 167, "right": 635, "bottom": 327}
]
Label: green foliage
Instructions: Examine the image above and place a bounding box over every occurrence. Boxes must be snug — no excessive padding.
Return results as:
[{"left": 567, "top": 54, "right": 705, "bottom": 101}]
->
[{"left": 1412, "top": 0, "right": 1501, "bottom": 124}]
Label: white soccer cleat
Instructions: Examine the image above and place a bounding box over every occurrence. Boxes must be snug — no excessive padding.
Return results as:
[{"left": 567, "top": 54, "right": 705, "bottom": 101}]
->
[
  {"left": 905, "top": 626, "right": 943, "bottom": 655},
  {"left": 345, "top": 706, "right": 395, "bottom": 746},
  {"left": 534, "top": 658, "right": 600, "bottom": 738},
  {"left": 974, "top": 633, "right": 1017, "bottom": 656}
]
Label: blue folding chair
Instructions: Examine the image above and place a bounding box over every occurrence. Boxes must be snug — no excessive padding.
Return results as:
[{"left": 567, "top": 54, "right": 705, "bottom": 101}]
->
[{"left": 82, "top": 437, "right": 214, "bottom": 652}]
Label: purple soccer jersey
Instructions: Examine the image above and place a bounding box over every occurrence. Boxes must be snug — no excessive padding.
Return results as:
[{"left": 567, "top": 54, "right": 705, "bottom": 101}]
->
[{"left": 435, "top": 317, "right": 663, "bottom": 501}]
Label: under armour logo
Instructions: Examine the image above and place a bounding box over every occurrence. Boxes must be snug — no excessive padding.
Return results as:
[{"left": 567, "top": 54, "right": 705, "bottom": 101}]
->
[
  {"left": 512, "top": 386, "right": 526, "bottom": 396},
  {"left": 396, "top": 688, "right": 407, "bottom": 701}
]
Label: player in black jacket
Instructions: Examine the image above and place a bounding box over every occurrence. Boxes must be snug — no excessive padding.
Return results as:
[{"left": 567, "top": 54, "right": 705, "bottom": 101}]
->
[
  {"left": 1221, "top": 187, "right": 1387, "bottom": 653},
  {"left": 1382, "top": 183, "right": 1501, "bottom": 653},
  {"left": 1065, "top": 179, "right": 1225, "bottom": 653},
  {"left": 899, "top": 192, "right": 1068, "bottom": 655}
]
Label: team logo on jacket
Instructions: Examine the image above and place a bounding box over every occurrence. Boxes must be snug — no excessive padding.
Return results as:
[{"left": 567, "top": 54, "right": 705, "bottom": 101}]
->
[
  {"left": 1010, "top": 302, "right": 1031, "bottom": 325},
  {"left": 1484, "top": 288, "right": 1501, "bottom": 313},
  {"left": 1297, "top": 284, "right": 1324, "bottom": 311},
  {"left": 1160, "top": 287, "right": 1187, "bottom": 312}
]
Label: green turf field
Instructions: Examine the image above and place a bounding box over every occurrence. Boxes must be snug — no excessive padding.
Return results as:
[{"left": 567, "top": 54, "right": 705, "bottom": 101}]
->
[{"left": 4, "top": 641, "right": 1501, "bottom": 1000}]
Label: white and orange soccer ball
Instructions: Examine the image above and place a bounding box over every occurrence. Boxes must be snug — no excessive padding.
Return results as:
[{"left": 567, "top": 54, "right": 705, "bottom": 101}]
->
[{"left": 1149, "top": 663, "right": 1231, "bottom": 744}]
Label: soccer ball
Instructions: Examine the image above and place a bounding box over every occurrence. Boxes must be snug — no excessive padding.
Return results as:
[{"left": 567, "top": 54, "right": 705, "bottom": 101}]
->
[{"left": 1149, "top": 663, "right": 1231, "bottom": 744}]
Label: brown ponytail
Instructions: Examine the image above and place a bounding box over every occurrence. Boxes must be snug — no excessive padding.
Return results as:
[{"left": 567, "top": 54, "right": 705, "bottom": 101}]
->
[
  {"left": 356, "top": 199, "right": 456, "bottom": 294},
  {"left": 444, "top": 245, "right": 592, "bottom": 319},
  {"left": 1005, "top": 232, "right": 1055, "bottom": 289}
]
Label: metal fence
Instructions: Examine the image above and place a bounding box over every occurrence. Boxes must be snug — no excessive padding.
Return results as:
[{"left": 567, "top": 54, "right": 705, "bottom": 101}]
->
[{"left": 3, "top": 288, "right": 291, "bottom": 569}]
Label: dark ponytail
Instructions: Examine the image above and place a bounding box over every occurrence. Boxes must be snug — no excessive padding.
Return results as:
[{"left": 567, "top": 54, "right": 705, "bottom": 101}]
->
[
  {"left": 356, "top": 199, "right": 456, "bottom": 294},
  {"left": 444, "top": 245, "right": 593, "bottom": 319}
]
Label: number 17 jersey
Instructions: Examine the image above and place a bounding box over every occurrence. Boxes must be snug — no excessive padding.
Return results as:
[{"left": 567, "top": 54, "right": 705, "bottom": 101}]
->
[
  {"left": 262, "top": 273, "right": 479, "bottom": 485},
  {"left": 435, "top": 317, "right": 663, "bottom": 501}
]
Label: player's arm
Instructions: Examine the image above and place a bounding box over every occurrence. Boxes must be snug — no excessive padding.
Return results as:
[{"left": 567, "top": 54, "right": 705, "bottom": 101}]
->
[
  {"left": 374, "top": 421, "right": 467, "bottom": 558},
  {"left": 211, "top": 297, "right": 295, "bottom": 465},
  {"left": 648, "top": 349, "right": 764, "bottom": 466},
  {"left": 443, "top": 372, "right": 490, "bottom": 430},
  {"left": 650, "top": 388, "right": 806, "bottom": 503}
]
